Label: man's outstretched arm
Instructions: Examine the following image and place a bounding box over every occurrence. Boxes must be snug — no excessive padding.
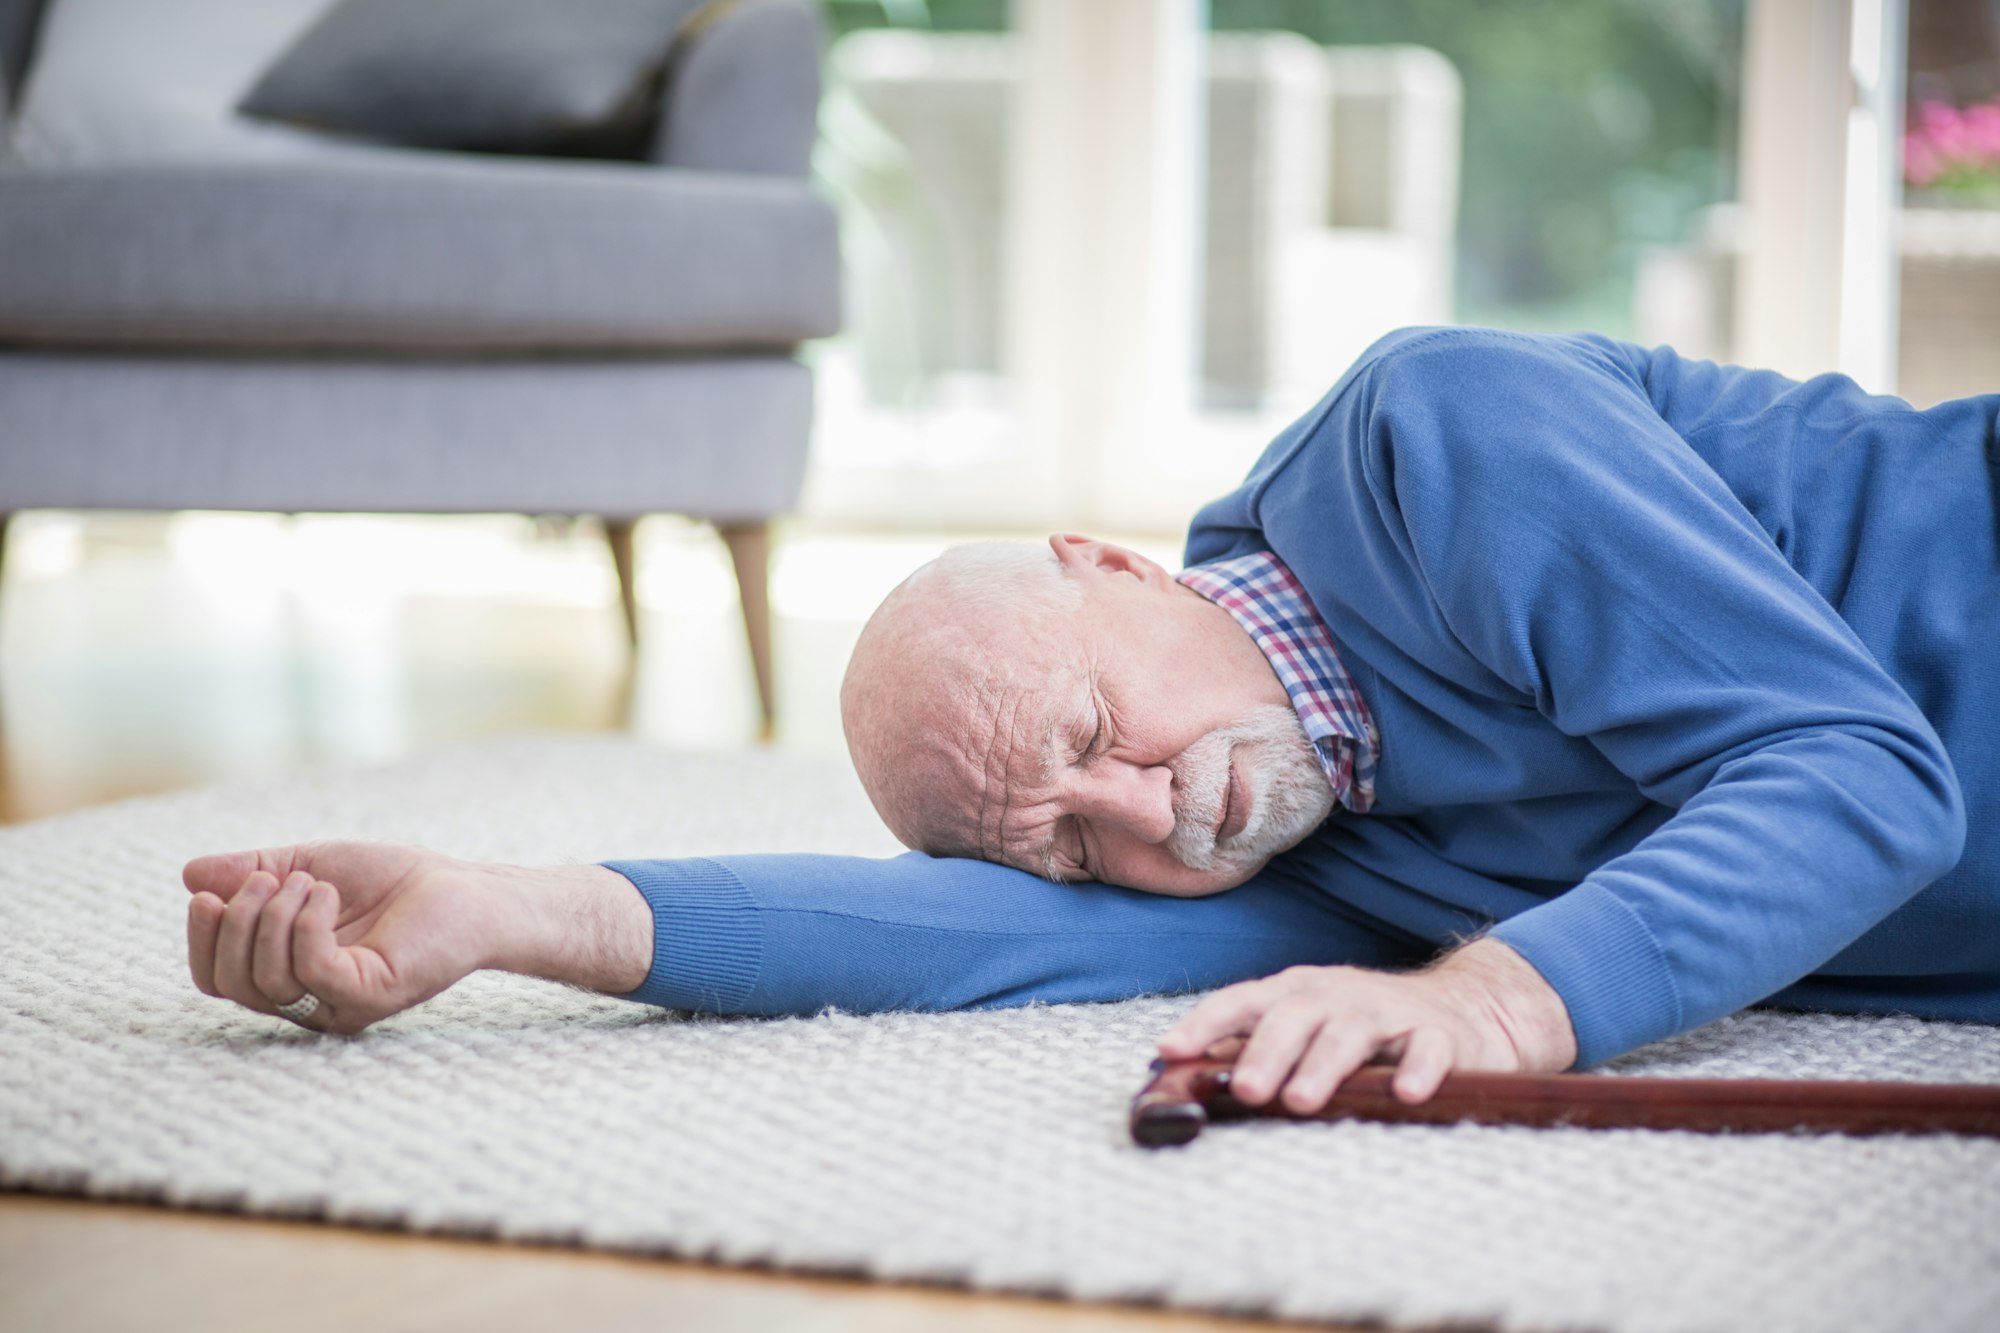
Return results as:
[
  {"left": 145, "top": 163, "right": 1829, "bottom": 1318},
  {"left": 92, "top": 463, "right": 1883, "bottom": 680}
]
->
[
  {"left": 183, "top": 842, "right": 653, "bottom": 1035},
  {"left": 182, "top": 840, "right": 1419, "bottom": 1036}
]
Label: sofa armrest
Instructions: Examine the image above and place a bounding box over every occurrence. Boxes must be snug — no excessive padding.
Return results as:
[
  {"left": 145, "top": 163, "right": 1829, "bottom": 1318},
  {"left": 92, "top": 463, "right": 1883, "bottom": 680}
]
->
[{"left": 651, "top": 0, "right": 825, "bottom": 177}]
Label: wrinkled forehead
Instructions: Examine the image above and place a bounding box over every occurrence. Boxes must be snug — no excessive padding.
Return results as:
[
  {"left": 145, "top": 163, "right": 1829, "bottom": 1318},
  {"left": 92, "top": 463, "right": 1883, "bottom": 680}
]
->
[{"left": 918, "top": 665, "right": 1090, "bottom": 866}]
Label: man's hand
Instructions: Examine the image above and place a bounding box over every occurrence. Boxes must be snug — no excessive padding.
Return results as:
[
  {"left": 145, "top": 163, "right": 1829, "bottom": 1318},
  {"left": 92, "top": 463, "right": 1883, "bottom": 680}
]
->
[
  {"left": 183, "top": 841, "right": 652, "bottom": 1035},
  {"left": 1156, "top": 938, "right": 1578, "bottom": 1108}
]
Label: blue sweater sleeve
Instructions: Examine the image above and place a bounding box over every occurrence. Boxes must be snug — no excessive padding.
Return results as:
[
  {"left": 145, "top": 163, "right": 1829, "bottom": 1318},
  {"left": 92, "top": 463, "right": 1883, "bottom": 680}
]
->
[
  {"left": 1353, "top": 330, "right": 1967, "bottom": 1065},
  {"left": 601, "top": 852, "right": 1416, "bottom": 1015}
]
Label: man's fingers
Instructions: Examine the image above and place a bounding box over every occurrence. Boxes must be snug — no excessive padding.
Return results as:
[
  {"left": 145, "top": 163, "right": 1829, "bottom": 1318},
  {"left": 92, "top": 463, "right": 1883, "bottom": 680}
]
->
[
  {"left": 1392, "top": 1027, "right": 1456, "bottom": 1104},
  {"left": 184, "top": 858, "right": 376, "bottom": 1036},
  {"left": 183, "top": 845, "right": 319, "bottom": 900},
  {"left": 1157, "top": 982, "right": 1277, "bottom": 1060},
  {"left": 293, "top": 881, "right": 363, "bottom": 1026},
  {"left": 1278, "top": 1022, "right": 1383, "bottom": 1113},
  {"left": 212, "top": 871, "right": 284, "bottom": 1010},
  {"left": 1203, "top": 1035, "right": 1248, "bottom": 1062},
  {"left": 186, "top": 893, "right": 225, "bottom": 996},
  {"left": 1227, "top": 998, "right": 1328, "bottom": 1107},
  {"left": 183, "top": 851, "right": 269, "bottom": 900},
  {"left": 251, "top": 873, "right": 314, "bottom": 1005}
]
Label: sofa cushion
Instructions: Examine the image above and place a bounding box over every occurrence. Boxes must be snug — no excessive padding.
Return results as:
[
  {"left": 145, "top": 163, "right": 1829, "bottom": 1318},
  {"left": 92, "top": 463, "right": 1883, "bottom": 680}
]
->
[
  {"left": 6, "top": 0, "right": 365, "bottom": 165},
  {"left": 0, "top": 155, "right": 840, "bottom": 351},
  {"left": 238, "top": 0, "right": 708, "bottom": 159}
]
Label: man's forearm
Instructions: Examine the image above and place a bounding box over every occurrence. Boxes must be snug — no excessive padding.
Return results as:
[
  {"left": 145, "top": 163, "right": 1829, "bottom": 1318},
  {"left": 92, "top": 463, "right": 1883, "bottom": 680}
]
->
[{"left": 479, "top": 863, "right": 654, "bottom": 995}]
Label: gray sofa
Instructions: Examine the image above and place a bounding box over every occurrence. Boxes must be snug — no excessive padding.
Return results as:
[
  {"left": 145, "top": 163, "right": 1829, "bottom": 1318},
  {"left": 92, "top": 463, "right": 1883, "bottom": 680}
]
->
[{"left": 0, "top": 0, "right": 842, "bottom": 730}]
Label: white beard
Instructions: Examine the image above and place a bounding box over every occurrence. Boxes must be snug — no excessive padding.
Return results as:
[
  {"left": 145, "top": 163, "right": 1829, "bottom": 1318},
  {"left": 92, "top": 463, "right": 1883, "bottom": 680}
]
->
[{"left": 1164, "top": 704, "right": 1337, "bottom": 879}]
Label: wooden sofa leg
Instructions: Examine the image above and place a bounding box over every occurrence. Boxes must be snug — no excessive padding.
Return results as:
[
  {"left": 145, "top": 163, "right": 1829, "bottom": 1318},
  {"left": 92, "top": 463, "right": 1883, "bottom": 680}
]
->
[
  {"left": 718, "top": 520, "right": 776, "bottom": 741},
  {"left": 604, "top": 517, "right": 640, "bottom": 648}
]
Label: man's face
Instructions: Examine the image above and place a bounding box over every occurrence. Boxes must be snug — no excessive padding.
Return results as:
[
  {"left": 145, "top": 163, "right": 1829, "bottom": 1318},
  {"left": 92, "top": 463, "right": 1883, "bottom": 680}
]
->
[{"left": 944, "top": 537, "right": 1336, "bottom": 896}]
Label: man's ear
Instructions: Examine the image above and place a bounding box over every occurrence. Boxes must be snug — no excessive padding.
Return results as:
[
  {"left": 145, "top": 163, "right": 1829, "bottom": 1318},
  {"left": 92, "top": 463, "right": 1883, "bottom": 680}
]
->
[{"left": 1048, "top": 534, "right": 1176, "bottom": 589}]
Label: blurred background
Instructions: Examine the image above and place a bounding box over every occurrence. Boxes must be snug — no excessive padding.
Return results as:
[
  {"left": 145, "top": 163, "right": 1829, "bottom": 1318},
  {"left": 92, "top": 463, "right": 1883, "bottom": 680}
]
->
[{"left": 2, "top": 0, "right": 1994, "bottom": 822}]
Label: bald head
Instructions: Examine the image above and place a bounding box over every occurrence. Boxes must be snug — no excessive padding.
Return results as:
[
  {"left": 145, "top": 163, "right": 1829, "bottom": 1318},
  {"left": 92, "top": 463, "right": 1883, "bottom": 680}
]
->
[
  {"left": 841, "top": 535, "right": 1335, "bottom": 895},
  {"left": 841, "top": 542, "right": 1084, "bottom": 855}
]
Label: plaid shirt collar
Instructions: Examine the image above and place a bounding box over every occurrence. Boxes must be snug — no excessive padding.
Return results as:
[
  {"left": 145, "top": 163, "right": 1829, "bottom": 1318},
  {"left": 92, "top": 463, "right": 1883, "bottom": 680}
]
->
[{"left": 1175, "top": 551, "right": 1378, "bottom": 814}]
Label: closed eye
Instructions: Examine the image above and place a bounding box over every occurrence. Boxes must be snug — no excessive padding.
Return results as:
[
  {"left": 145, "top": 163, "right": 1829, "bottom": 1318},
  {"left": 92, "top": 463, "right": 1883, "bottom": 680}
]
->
[
  {"left": 1085, "top": 694, "right": 1109, "bottom": 760},
  {"left": 1063, "top": 699, "right": 1104, "bottom": 768}
]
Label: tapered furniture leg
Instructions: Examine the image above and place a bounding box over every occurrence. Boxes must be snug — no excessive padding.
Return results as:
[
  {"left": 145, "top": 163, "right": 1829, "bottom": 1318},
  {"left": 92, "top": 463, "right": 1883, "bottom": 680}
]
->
[
  {"left": 604, "top": 517, "right": 640, "bottom": 648},
  {"left": 718, "top": 520, "right": 776, "bottom": 741}
]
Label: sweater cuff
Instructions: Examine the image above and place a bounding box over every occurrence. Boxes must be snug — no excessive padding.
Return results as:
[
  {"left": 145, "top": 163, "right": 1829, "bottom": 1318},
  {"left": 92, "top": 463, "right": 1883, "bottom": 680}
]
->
[
  {"left": 1486, "top": 881, "right": 1683, "bottom": 1068},
  {"left": 600, "top": 858, "right": 763, "bottom": 1012}
]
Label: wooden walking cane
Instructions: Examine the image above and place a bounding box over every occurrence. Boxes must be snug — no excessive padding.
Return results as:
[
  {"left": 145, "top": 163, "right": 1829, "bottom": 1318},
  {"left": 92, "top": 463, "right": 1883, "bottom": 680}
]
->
[{"left": 1129, "top": 1056, "right": 2000, "bottom": 1147}]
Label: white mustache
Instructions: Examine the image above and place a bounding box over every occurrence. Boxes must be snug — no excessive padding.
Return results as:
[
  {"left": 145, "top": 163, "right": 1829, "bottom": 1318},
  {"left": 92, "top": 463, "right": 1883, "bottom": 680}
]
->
[{"left": 1165, "top": 705, "right": 1336, "bottom": 875}]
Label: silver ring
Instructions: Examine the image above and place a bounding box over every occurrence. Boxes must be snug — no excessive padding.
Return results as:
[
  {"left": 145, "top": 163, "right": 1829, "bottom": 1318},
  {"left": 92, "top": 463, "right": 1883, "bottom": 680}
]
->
[{"left": 275, "top": 991, "right": 321, "bottom": 1024}]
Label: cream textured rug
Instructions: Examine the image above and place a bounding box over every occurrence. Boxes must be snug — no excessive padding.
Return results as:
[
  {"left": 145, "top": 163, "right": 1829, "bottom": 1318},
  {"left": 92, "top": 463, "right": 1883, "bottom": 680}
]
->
[{"left": 3, "top": 733, "right": 1998, "bottom": 1333}]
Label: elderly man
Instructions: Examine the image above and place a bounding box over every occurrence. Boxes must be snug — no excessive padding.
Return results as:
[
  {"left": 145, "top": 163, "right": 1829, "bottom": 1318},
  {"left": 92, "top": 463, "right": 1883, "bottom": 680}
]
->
[{"left": 183, "top": 327, "right": 1999, "bottom": 1111}]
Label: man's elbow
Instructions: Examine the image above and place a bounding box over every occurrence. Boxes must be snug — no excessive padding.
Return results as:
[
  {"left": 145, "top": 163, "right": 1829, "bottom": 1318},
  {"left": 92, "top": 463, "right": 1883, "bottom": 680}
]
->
[
  {"left": 1906, "top": 752, "right": 1968, "bottom": 884},
  {"left": 1928, "top": 780, "right": 1968, "bottom": 881}
]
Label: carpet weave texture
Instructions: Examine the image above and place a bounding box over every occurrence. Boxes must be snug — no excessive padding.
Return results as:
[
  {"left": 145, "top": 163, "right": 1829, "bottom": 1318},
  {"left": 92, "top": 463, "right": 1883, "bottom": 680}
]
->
[{"left": 3, "top": 733, "right": 1997, "bottom": 1333}]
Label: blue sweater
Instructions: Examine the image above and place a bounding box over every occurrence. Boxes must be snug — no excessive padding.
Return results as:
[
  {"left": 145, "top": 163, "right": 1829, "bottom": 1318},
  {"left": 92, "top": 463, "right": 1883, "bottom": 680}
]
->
[{"left": 611, "top": 328, "right": 1999, "bottom": 1067}]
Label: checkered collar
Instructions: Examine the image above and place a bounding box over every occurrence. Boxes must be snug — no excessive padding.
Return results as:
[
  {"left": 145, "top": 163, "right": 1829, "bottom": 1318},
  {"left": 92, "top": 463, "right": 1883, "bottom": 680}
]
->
[{"left": 1175, "top": 551, "right": 1378, "bottom": 814}]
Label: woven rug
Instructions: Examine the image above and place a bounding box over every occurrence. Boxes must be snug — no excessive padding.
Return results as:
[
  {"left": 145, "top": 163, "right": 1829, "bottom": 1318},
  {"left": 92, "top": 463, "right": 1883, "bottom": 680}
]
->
[{"left": 3, "top": 734, "right": 1997, "bottom": 1333}]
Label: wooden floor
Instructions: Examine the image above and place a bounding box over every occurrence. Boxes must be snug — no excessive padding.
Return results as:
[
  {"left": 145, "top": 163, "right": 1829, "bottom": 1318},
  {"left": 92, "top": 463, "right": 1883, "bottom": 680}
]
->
[
  {"left": 0, "top": 513, "right": 1311, "bottom": 1333},
  {"left": 0, "top": 1194, "right": 1303, "bottom": 1333}
]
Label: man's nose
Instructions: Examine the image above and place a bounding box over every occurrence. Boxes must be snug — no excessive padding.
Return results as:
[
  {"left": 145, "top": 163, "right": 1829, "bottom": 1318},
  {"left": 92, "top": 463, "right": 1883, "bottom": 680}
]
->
[{"left": 1074, "top": 760, "right": 1177, "bottom": 844}]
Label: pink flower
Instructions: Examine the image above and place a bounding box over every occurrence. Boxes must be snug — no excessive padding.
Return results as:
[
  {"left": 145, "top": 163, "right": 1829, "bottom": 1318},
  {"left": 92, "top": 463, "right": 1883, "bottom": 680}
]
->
[
  {"left": 1917, "top": 100, "right": 1961, "bottom": 138},
  {"left": 1904, "top": 95, "right": 2000, "bottom": 187},
  {"left": 1965, "top": 103, "right": 2000, "bottom": 157},
  {"left": 1904, "top": 133, "right": 1940, "bottom": 185}
]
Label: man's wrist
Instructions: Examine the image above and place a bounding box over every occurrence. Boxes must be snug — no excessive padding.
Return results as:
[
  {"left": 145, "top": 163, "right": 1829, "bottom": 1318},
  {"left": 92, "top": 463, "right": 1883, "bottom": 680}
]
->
[
  {"left": 477, "top": 863, "right": 655, "bottom": 995},
  {"left": 1434, "top": 937, "right": 1579, "bottom": 1071}
]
